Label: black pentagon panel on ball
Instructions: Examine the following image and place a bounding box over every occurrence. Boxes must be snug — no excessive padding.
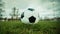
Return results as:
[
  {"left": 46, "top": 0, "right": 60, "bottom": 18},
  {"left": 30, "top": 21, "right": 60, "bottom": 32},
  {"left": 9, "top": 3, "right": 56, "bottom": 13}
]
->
[
  {"left": 21, "top": 12, "right": 24, "bottom": 19},
  {"left": 29, "top": 16, "right": 36, "bottom": 23},
  {"left": 28, "top": 8, "right": 34, "bottom": 11}
]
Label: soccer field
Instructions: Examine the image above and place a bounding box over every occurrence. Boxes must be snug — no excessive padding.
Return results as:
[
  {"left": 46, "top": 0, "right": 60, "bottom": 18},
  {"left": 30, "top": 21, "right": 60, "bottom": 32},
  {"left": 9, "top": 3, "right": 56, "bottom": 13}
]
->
[{"left": 0, "top": 20, "right": 60, "bottom": 34}]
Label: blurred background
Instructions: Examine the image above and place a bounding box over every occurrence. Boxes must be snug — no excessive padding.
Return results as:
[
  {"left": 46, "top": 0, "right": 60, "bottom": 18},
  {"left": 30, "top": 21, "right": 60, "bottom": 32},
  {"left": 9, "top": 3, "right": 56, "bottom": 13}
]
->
[{"left": 0, "top": 0, "right": 60, "bottom": 21}]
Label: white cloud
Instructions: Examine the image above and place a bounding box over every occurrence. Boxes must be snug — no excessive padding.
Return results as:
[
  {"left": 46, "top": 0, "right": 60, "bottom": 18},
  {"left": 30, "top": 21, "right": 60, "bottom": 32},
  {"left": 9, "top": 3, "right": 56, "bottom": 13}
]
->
[{"left": 2, "top": 0, "right": 60, "bottom": 19}]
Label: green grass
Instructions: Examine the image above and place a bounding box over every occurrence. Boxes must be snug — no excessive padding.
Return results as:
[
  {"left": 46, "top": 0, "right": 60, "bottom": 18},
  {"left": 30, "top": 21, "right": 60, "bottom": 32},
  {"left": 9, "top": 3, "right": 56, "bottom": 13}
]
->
[{"left": 0, "top": 20, "right": 60, "bottom": 34}]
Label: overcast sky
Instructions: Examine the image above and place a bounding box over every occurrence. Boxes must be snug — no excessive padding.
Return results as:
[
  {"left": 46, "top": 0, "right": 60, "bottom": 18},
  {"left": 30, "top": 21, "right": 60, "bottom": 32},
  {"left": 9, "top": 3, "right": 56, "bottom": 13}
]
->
[{"left": 2, "top": 0, "right": 60, "bottom": 18}]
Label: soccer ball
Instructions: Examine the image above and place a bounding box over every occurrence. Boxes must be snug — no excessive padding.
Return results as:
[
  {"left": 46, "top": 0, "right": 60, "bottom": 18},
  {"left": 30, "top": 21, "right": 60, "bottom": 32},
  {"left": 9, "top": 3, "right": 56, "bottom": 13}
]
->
[{"left": 20, "top": 8, "right": 39, "bottom": 24}]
